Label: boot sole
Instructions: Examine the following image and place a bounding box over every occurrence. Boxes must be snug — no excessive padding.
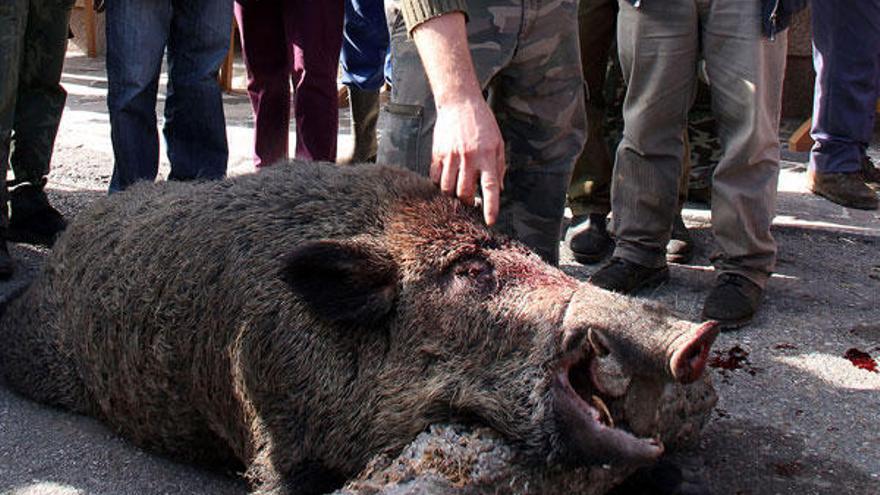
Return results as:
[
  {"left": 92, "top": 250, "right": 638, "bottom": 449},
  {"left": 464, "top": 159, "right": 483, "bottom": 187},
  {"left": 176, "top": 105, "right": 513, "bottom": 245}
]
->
[
  {"left": 810, "top": 188, "right": 879, "bottom": 210},
  {"left": 572, "top": 248, "right": 612, "bottom": 265},
  {"left": 704, "top": 314, "right": 753, "bottom": 332}
]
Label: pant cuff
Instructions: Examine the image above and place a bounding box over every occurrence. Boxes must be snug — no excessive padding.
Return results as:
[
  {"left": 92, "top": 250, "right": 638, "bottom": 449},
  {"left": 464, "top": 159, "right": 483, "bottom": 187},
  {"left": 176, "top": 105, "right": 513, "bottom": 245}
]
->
[{"left": 612, "top": 241, "right": 667, "bottom": 269}]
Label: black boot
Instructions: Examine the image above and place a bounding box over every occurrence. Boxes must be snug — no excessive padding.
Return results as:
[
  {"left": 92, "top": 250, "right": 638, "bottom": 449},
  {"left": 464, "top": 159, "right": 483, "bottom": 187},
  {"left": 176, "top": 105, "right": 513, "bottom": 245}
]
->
[
  {"left": 344, "top": 87, "right": 381, "bottom": 164},
  {"left": 701, "top": 273, "right": 764, "bottom": 330},
  {"left": 590, "top": 257, "right": 670, "bottom": 295},
  {"left": 0, "top": 231, "right": 13, "bottom": 280},
  {"left": 8, "top": 183, "right": 67, "bottom": 247},
  {"left": 568, "top": 213, "right": 613, "bottom": 264},
  {"left": 666, "top": 214, "right": 694, "bottom": 264}
]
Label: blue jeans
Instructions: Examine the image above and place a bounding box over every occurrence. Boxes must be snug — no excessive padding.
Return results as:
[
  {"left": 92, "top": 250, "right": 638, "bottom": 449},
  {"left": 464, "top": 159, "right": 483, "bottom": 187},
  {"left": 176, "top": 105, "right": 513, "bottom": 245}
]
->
[
  {"left": 809, "top": 0, "right": 880, "bottom": 174},
  {"left": 340, "top": 0, "right": 389, "bottom": 91},
  {"left": 106, "top": 0, "right": 232, "bottom": 193}
]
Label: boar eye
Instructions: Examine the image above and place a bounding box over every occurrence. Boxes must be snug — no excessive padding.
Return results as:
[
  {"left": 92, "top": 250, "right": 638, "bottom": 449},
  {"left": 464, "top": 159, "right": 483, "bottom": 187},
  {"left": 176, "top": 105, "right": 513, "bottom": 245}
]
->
[{"left": 451, "top": 258, "right": 497, "bottom": 295}]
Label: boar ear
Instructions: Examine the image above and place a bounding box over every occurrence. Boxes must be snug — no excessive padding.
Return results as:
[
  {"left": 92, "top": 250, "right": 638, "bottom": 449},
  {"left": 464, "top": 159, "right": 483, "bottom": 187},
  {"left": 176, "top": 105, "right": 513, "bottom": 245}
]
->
[{"left": 280, "top": 240, "right": 399, "bottom": 325}]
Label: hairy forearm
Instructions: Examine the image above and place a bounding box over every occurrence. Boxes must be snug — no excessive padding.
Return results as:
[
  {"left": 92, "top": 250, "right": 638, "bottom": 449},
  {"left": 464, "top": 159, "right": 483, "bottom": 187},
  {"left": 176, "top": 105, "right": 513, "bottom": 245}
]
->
[
  {"left": 411, "top": 12, "right": 483, "bottom": 109},
  {"left": 409, "top": 12, "right": 505, "bottom": 226}
]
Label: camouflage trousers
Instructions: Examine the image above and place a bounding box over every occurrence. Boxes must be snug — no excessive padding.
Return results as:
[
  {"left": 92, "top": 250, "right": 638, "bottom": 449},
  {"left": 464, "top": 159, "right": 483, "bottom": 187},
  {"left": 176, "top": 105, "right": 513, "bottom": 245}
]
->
[
  {"left": 377, "top": 0, "right": 586, "bottom": 265},
  {"left": 0, "top": 0, "right": 72, "bottom": 226},
  {"left": 566, "top": 0, "right": 617, "bottom": 217}
]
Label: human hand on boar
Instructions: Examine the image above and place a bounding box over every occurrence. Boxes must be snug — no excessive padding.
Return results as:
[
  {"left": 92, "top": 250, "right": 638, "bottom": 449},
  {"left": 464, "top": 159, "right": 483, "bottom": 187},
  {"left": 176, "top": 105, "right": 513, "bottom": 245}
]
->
[
  {"left": 412, "top": 12, "right": 507, "bottom": 226},
  {"left": 430, "top": 96, "right": 506, "bottom": 226}
]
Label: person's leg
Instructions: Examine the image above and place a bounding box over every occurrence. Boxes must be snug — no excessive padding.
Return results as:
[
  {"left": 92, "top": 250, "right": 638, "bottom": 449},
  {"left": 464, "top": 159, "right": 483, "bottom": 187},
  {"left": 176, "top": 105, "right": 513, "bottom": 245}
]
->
[
  {"left": 9, "top": 0, "right": 72, "bottom": 188},
  {"left": 807, "top": 0, "right": 880, "bottom": 209},
  {"left": 7, "top": 0, "right": 73, "bottom": 246},
  {"left": 592, "top": 0, "right": 699, "bottom": 293},
  {"left": 165, "top": 0, "right": 232, "bottom": 181},
  {"left": 341, "top": 0, "right": 389, "bottom": 163},
  {"left": 235, "top": 0, "right": 290, "bottom": 168},
  {"left": 375, "top": 8, "right": 435, "bottom": 175},
  {"left": 566, "top": 0, "right": 618, "bottom": 264},
  {"left": 0, "top": 0, "right": 27, "bottom": 277},
  {"left": 287, "top": 0, "right": 344, "bottom": 162},
  {"left": 568, "top": 0, "right": 617, "bottom": 219},
  {"left": 341, "top": 0, "right": 389, "bottom": 92},
  {"left": 493, "top": 0, "right": 586, "bottom": 266},
  {"left": 700, "top": 0, "right": 787, "bottom": 327},
  {"left": 106, "top": 0, "right": 171, "bottom": 192}
]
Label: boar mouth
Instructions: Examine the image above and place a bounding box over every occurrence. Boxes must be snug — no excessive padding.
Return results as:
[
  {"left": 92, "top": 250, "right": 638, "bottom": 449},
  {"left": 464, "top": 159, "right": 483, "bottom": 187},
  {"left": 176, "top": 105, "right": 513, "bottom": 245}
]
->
[{"left": 553, "top": 341, "right": 664, "bottom": 466}]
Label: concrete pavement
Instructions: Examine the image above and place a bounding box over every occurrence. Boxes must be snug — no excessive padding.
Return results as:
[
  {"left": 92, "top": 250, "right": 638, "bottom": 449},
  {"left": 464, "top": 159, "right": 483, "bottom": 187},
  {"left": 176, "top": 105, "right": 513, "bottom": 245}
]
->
[{"left": 0, "top": 53, "right": 877, "bottom": 495}]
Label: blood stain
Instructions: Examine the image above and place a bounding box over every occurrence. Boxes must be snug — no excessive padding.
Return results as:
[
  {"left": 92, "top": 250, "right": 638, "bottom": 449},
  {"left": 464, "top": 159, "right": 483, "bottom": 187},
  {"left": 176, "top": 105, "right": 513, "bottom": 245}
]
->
[
  {"left": 844, "top": 348, "right": 878, "bottom": 373},
  {"left": 709, "top": 345, "right": 750, "bottom": 370}
]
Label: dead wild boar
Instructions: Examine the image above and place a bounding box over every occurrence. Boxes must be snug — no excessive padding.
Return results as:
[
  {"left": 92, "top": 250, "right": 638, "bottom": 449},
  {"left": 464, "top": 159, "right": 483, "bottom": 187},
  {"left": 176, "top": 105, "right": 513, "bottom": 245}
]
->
[{"left": 0, "top": 161, "right": 718, "bottom": 495}]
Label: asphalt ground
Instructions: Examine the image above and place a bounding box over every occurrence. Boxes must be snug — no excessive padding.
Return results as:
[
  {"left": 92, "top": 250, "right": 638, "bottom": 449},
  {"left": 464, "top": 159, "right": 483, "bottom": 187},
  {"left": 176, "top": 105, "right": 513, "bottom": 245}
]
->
[{"left": 0, "top": 53, "right": 878, "bottom": 495}]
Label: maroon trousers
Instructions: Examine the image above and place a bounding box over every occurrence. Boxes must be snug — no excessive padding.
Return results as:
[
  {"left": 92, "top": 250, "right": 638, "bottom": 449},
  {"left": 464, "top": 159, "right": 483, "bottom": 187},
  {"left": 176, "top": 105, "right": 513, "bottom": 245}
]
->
[{"left": 235, "top": 0, "right": 343, "bottom": 166}]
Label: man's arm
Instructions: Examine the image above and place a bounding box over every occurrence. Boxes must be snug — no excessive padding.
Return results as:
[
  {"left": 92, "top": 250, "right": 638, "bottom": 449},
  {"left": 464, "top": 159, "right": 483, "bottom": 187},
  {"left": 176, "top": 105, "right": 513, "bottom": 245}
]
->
[{"left": 410, "top": 12, "right": 505, "bottom": 226}]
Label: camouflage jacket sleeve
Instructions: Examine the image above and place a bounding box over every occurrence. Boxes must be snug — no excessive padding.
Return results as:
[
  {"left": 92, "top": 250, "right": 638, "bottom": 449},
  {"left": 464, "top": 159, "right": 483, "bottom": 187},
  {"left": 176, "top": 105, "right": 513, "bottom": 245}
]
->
[{"left": 400, "top": 0, "right": 469, "bottom": 34}]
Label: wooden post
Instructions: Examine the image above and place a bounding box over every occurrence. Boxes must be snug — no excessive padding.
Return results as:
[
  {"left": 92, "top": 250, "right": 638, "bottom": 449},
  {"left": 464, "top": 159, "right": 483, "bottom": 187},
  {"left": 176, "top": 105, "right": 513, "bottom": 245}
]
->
[
  {"left": 219, "top": 21, "right": 236, "bottom": 92},
  {"left": 790, "top": 100, "right": 879, "bottom": 152},
  {"left": 788, "top": 118, "right": 813, "bottom": 153},
  {"left": 83, "top": 0, "right": 98, "bottom": 58}
]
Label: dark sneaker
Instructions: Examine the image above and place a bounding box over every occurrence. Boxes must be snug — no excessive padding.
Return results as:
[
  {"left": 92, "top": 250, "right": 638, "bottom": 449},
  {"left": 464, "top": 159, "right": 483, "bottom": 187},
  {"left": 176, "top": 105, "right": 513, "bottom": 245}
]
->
[
  {"left": 701, "top": 273, "right": 763, "bottom": 330},
  {"left": 8, "top": 184, "right": 68, "bottom": 247},
  {"left": 666, "top": 214, "right": 693, "bottom": 264},
  {"left": 806, "top": 170, "right": 878, "bottom": 210},
  {"left": 862, "top": 156, "right": 880, "bottom": 189},
  {"left": 0, "top": 238, "right": 13, "bottom": 280},
  {"left": 568, "top": 213, "right": 613, "bottom": 264},
  {"left": 590, "top": 257, "right": 669, "bottom": 295}
]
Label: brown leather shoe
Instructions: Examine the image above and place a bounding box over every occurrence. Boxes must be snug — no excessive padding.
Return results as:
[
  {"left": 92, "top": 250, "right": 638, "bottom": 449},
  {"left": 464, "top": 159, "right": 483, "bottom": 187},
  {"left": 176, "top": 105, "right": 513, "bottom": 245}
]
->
[
  {"left": 806, "top": 170, "right": 878, "bottom": 210},
  {"left": 862, "top": 156, "right": 880, "bottom": 189}
]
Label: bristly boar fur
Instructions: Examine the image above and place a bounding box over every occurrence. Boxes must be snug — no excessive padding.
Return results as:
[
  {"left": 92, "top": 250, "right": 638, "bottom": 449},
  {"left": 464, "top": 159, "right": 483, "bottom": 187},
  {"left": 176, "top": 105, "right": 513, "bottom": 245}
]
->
[{"left": 0, "top": 161, "right": 718, "bottom": 495}]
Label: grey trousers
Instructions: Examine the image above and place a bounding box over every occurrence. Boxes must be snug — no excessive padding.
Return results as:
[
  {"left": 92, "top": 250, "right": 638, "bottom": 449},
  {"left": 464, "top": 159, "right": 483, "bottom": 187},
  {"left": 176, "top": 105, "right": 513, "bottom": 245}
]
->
[{"left": 611, "top": 0, "right": 787, "bottom": 288}]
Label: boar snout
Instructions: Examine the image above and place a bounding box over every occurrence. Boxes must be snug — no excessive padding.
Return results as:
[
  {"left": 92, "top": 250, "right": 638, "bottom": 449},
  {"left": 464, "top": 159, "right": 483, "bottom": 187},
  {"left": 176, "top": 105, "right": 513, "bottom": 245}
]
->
[
  {"left": 668, "top": 321, "right": 719, "bottom": 384},
  {"left": 588, "top": 320, "right": 719, "bottom": 385},
  {"left": 564, "top": 285, "right": 720, "bottom": 384}
]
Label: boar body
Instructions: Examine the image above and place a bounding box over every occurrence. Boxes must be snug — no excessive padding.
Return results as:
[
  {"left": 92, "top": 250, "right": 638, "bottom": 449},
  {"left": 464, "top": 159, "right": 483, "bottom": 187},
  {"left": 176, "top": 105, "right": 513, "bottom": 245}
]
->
[{"left": 0, "top": 162, "right": 717, "bottom": 494}]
